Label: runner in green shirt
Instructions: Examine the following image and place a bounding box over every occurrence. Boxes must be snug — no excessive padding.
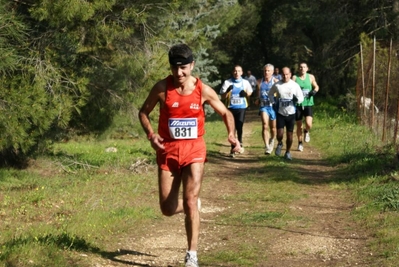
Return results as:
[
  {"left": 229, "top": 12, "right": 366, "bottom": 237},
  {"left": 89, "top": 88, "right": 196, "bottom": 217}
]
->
[{"left": 292, "top": 62, "right": 320, "bottom": 152}]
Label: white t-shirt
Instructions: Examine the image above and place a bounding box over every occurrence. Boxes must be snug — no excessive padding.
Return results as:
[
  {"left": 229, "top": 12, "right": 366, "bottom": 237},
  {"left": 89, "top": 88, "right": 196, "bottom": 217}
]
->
[{"left": 268, "top": 80, "right": 304, "bottom": 116}]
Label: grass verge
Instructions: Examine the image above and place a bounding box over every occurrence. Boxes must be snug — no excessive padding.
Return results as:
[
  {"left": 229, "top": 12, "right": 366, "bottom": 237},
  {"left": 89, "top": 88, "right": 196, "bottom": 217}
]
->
[
  {"left": 0, "top": 139, "right": 160, "bottom": 266},
  {"left": 311, "top": 99, "right": 399, "bottom": 265}
]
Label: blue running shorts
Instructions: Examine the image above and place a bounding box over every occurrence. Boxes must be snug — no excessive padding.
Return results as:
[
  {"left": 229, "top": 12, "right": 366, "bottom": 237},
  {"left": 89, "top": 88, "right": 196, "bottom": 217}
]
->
[{"left": 259, "top": 106, "right": 276, "bottom": 120}]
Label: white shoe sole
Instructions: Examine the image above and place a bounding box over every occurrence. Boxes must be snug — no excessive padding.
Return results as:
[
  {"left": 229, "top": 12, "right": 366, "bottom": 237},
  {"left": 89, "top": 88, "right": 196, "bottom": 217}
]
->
[{"left": 305, "top": 133, "right": 310, "bottom": 142}]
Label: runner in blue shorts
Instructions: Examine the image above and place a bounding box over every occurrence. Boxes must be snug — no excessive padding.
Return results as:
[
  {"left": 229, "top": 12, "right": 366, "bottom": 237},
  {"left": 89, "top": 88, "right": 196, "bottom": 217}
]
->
[{"left": 256, "top": 64, "right": 279, "bottom": 154}]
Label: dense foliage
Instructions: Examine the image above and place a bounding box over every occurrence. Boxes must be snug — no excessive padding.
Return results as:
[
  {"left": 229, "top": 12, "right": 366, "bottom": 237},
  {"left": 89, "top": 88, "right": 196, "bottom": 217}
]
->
[{"left": 0, "top": 0, "right": 398, "bottom": 162}]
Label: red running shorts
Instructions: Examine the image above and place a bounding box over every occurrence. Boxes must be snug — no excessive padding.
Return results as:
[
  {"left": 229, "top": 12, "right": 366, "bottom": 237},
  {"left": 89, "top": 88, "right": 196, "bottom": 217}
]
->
[{"left": 156, "top": 137, "right": 207, "bottom": 173}]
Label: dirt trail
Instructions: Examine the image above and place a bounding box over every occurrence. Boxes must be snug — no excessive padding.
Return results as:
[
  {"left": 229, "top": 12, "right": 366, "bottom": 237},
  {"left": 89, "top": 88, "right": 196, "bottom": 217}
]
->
[{"left": 94, "top": 109, "right": 373, "bottom": 267}]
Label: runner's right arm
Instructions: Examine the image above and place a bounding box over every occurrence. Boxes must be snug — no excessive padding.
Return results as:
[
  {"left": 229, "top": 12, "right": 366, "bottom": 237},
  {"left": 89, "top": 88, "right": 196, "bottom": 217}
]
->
[{"left": 138, "top": 80, "right": 166, "bottom": 150}]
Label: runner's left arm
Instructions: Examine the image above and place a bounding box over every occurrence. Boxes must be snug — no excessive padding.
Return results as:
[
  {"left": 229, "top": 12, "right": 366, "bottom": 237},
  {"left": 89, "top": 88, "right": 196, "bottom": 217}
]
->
[
  {"left": 310, "top": 74, "right": 319, "bottom": 93},
  {"left": 268, "top": 85, "right": 277, "bottom": 103},
  {"left": 243, "top": 80, "right": 253, "bottom": 97}
]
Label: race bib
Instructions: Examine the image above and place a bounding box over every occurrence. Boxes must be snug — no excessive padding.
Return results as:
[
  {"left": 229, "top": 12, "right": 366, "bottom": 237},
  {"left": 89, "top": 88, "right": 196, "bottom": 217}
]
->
[
  {"left": 280, "top": 98, "right": 293, "bottom": 107},
  {"left": 260, "top": 99, "right": 270, "bottom": 107},
  {"left": 168, "top": 118, "right": 198, "bottom": 139},
  {"left": 230, "top": 95, "right": 244, "bottom": 105}
]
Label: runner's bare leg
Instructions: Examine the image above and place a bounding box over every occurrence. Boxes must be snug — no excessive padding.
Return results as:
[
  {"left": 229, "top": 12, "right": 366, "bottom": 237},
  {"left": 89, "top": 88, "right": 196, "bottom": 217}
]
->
[
  {"left": 182, "top": 162, "right": 204, "bottom": 251},
  {"left": 158, "top": 169, "right": 184, "bottom": 216},
  {"left": 261, "top": 112, "right": 271, "bottom": 147},
  {"left": 305, "top": 116, "right": 313, "bottom": 132},
  {"left": 277, "top": 128, "right": 284, "bottom": 143},
  {"left": 296, "top": 120, "right": 303, "bottom": 143},
  {"left": 270, "top": 119, "right": 277, "bottom": 140},
  {"left": 286, "top": 131, "right": 294, "bottom": 152}
]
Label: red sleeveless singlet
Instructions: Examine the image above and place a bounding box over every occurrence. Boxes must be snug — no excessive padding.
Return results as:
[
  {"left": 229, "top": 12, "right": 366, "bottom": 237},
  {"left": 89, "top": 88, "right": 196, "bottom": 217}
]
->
[{"left": 158, "top": 75, "right": 205, "bottom": 141}]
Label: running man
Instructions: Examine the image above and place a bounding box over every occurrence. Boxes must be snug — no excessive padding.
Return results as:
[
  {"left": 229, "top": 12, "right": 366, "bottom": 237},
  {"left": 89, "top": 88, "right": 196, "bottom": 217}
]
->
[
  {"left": 292, "top": 62, "right": 319, "bottom": 152},
  {"left": 268, "top": 67, "right": 304, "bottom": 160},
  {"left": 272, "top": 67, "right": 282, "bottom": 80},
  {"left": 244, "top": 70, "right": 257, "bottom": 108},
  {"left": 138, "top": 44, "right": 241, "bottom": 267},
  {"left": 220, "top": 65, "right": 253, "bottom": 157},
  {"left": 244, "top": 70, "right": 257, "bottom": 93},
  {"left": 255, "top": 64, "right": 279, "bottom": 154}
]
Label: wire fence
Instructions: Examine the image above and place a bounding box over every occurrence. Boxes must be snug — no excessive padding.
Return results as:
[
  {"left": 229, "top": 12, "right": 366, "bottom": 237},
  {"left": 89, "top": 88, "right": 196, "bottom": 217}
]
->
[{"left": 355, "top": 37, "right": 399, "bottom": 148}]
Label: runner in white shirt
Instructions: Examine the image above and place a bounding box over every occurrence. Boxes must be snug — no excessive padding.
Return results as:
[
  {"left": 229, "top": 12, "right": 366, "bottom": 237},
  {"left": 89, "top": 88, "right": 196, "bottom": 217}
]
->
[{"left": 268, "top": 67, "right": 304, "bottom": 160}]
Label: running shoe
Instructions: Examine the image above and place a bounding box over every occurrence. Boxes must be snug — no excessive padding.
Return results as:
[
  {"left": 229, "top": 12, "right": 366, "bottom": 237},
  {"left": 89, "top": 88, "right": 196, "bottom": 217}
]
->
[
  {"left": 269, "top": 138, "right": 275, "bottom": 149},
  {"left": 284, "top": 152, "right": 292, "bottom": 160},
  {"left": 275, "top": 143, "right": 283, "bottom": 156},
  {"left": 298, "top": 143, "right": 304, "bottom": 152},
  {"left": 304, "top": 132, "right": 310, "bottom": 142},
  {"left": 185, "top": 252, "right": 199, "bottom": 267},
  {"left": 229, "top": 149, "right": 236, "bottom": 158},
  {"left": 238, "top": 146, "right": 245, "bottom": 154},
  {"left": 265, "top": 145, "right": 272, "bottom": 155}
]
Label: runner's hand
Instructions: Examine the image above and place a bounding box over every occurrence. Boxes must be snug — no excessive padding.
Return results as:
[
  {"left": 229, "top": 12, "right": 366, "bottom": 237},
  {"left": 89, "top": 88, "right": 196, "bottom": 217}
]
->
[
  {"left": 239, "top": 90, "right": 247, "bottom": 97},
  {"left": 149, "top": 134, "right": 164, "bottom": 150},
  {"left": 228, "top": 136, "right": 241, "bottom": 153},
  {"left": 226, "top": 85, "right": 233, "bottom": 93},
  {"left": 232, "top": 141, "right": 241, "bottom": 153},
  {"left": 308, "top": 90, "right": 317, "bottom": 97},
  {"left": 293, "top": 95, "right": 298, "bottom": 105}
]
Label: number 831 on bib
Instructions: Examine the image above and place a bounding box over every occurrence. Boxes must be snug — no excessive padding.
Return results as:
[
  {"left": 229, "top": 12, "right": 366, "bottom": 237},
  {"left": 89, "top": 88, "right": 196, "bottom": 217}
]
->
[{"left": 168, "top": 118, "right": 198, "bottom": 139}]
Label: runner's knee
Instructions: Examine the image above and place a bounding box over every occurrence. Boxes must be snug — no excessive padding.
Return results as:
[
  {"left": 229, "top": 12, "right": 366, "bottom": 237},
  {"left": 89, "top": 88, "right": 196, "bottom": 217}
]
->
[
  {"left": 183, "top": 197, "right": 199, "bottom": 213},
  {"left": 160, "top": 201, "right": 177, "bottom": 216}
]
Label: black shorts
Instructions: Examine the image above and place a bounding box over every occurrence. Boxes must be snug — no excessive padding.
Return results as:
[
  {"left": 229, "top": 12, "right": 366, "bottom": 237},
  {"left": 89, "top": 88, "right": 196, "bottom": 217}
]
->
[
  {"left": 229, "top": 108, "right": 246, "bottom": 123},
  {"left": 276, "top": 113, "right": 296, "bottom": 132},
  {"left": 295, "top": 106, "right": 313, "bottom": 121}
]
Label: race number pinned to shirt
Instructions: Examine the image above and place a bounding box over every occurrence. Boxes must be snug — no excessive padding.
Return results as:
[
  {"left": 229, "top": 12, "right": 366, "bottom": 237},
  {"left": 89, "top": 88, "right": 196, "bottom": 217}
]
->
[
  {"left": 280, "top": 98, "right": 293, "bottom": 107},
  {"left": 168, "top": 118, "right": 198, "bottom": 139},
  {"left": 230, "top": 94, "right": 244, "bottom": 105},
  {"left": 260, "top": 99, "right": 271, "bottom": 107}
]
